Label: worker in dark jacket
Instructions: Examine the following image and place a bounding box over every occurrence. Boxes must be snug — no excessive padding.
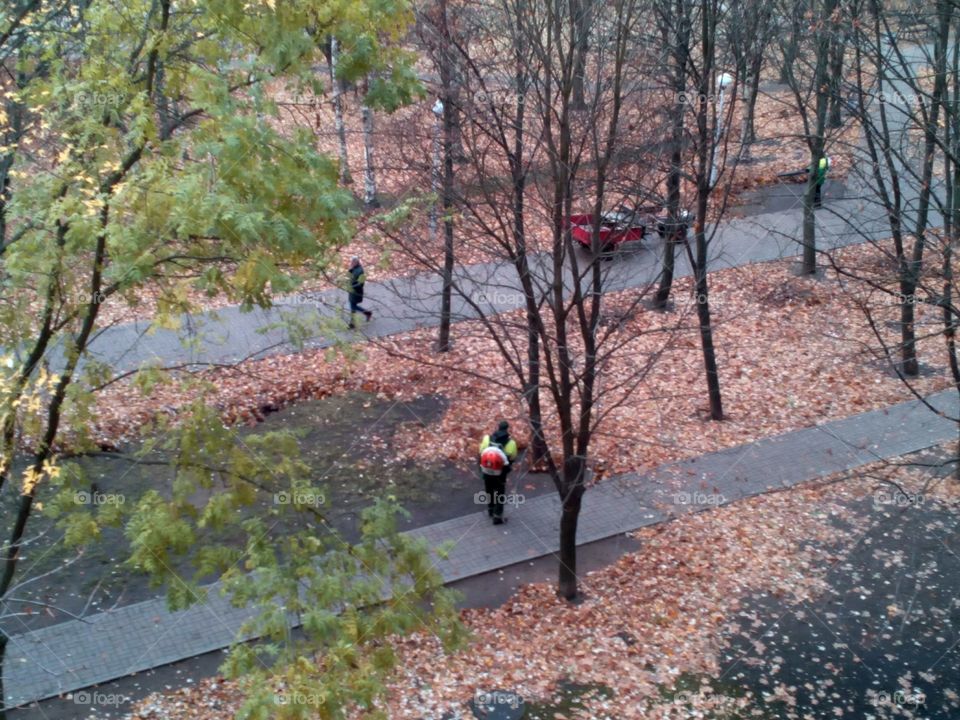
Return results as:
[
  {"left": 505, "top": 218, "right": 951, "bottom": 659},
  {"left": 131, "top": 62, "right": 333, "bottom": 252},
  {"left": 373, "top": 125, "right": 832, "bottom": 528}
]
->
[
  {"left": 478, "top": 421, "right": 518, "bottom": 524},
  {"left": 347, "top": 256, "right": 372, "bottom": 329}
]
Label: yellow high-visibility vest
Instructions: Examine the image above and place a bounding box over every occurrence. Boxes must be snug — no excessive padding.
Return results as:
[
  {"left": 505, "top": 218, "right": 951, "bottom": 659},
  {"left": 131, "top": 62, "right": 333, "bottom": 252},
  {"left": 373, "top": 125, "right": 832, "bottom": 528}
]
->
[{"left": 479, "top": 434, "right": 518, "bottom": 461}]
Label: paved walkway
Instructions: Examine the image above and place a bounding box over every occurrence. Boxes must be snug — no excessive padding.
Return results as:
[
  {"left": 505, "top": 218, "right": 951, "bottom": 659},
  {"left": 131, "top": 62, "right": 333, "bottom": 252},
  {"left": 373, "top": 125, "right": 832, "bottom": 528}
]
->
[
  {"left": 74, "top": 172, "right": 944, "bottom": 377},
  {"left": 6, "top": 388, "right": 957, "bottom": 708},
  {"left": 65, "top": 42, "right": 934, "bottom": 376},
  {"left": 76, "top": 195, "right": 904, "bottom": 375},
  {"left": 6, "top": 37, "right": 945, "bottom": 710}
]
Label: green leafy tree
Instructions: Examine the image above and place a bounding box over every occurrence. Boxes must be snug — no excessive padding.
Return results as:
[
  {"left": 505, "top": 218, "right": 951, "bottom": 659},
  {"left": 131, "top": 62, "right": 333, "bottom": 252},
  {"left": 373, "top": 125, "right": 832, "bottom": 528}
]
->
[{"left": 0, "top": 0, "right": 461, "bottom": 717}]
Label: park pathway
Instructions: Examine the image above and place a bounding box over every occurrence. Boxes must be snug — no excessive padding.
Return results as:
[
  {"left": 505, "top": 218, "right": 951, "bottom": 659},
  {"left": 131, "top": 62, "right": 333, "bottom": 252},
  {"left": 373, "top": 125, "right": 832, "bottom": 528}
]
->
[
  {"left": 5, "top": 388, "right": 958, "bottom": 708},
  {"left": 5, "top": 35, "right": 944, "bottom": 711},
  {"left": 70, "top": 39, "right": 933, "bottom": 375},
  {"left": 76, "top": 192, "right": 896, "bottom": 375}
]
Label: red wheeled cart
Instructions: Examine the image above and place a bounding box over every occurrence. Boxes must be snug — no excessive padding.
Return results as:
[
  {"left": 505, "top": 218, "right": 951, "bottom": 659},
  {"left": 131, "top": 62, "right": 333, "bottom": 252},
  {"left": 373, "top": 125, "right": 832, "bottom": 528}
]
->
[{"left": 568, "top": 206, "right": 690, "bottom": 253}]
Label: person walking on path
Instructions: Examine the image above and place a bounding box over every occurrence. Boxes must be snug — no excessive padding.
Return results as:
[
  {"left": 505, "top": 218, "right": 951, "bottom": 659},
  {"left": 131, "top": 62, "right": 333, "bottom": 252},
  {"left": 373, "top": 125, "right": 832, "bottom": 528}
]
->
[
  {"left": 813, "top": 155, "right": 830, "bottom": 208},
  {"left": 478, "top": 420, "right": 518, "bottom": 525},
  {"left": 347, "top": 256, "right": 373, "bottom": 329}
]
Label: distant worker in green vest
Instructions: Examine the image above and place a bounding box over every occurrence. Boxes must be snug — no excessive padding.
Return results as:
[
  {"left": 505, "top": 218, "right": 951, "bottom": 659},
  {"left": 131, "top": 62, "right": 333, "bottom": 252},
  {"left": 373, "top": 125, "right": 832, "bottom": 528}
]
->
[
  {"left": 478, "top": 421, "right": 518, "bottom": 525},
  {"left": 814, "top": 155, "right": 830, "bottom": 209}
]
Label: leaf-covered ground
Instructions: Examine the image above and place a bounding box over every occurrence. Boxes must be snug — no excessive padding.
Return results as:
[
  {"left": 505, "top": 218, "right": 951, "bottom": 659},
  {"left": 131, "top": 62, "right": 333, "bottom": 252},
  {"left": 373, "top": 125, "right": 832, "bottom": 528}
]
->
[
  {"left": 83, "top": 253, "right": 952, "bottom": 479},
  {"left": 5, "top": 392, "right": 510, "bottom": 634},
  {"left": 87, "top": 82, "right": 857, "bottom": 327},
  {"left": 122, "top": 449, "right": 960, "bottom": 719}
]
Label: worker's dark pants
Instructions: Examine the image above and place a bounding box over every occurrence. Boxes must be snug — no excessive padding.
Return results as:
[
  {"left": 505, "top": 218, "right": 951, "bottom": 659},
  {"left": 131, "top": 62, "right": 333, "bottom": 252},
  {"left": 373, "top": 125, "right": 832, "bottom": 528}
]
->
[
  {"left": 483, "top": 471, "right": 508, "bottom": 518},
  {"left": 814, "top": 182, "right": 823, "bottom": 208},
  {"left": 348, "top": 293, "right": 368, "bottom": 317}
]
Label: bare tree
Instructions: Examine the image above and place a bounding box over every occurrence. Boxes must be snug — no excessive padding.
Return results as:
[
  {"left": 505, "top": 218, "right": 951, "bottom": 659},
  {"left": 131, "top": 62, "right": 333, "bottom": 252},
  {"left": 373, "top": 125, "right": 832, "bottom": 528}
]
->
[
  {"left": 360, "top": 77, "right": 379, "bottom": 208},
  {"left": 652, "top": 0, "right": 692, "bottom": 309},
  {"left": 780, "top": 0, "right": 838, "bottom": 275},
  {"left": 417, "top": 0, "right": 460, "bottom": 352},
  {"left": 379, "top": 0, "right": 689, "bottom": 600},
  {"left": 327, "top": 37, "right": 353, "bottom": 185},
  {"left": 839, "top": 0, "right": 950, "bottom": 375},
  {"left": 684, "top": 0, "right": 733, "bottom": 420},
  {"left": 826, "top": 0, "right": 957, "bottom": 471}
]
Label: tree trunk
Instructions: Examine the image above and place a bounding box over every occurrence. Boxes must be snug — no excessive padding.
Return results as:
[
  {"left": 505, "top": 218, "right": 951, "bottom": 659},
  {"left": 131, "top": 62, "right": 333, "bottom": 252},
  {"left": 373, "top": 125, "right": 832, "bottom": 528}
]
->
[
  {"left": 800, "top": 0, "right": 833, "bottom": 276},
  {"left": 949, "top": 24, "right": 960, "bottom": 482},
  {"left": 801, "top": 162, "right": 819, "bottom": 274},
  {"left": 437, "top": 0, "right": 457, "bottom": 352},
  {"left": 899, "top": 278, "right": 919, "bottom": 376},
  {"left": 828, "top": 27, "right": 845, "bottom": 128},
  {"left": 947, "top": 150, "right": 960, "bottom": 480},
  {"left": 654, "top": 222, "right": 678, "bottom": 308},
  {"left": 737, "top": 55, "right": 748, "bottom": 102},
  {"left": 360, "top": 79, "right": 378, "bottom": 208},
  {"left": 516, "top": 193, "right": 548, "bottom": 467},
  {"left": 0, "top": 69, "right": 27, "bottom": 257},
  {"left": 692, "top": 197, "right": 723, "bottom": 419},
  {"left": 690, "top": 0, "right": 723, "bottom": 421},
  {"left": 781, "top": 33, "right": 798, "bottom": 84},
  {"left": 854, "top": 9, "right": 916, "bottom": 371},
  {"left": 0, "top": 635, "right": 6, "bottom": 720},
  {"left": 901, "top": 1, "right": 950, "bottom": 376},
  {"left": 570, "top": 0, "right": 591, "bottom": 109},
  {"left": 739, "top": 53, "right": 763, "bottom": 153},
  {"left": 558, "top": 467, "right": 585, "bottom": 600},
  {"left": 0, "top": 493, "right": 35, "bottom": 598},
  {"left": 328, "top": 37, "right": 352, "bottom": 185},
  {"left": 448, "top": 37, "right": 466, "bottom": 161},
  {"left": 653, "top": 0, "right": 688, "bottom": 308},
  {"left": 438, "top": 92, "right": 455, "bottom": 352}
]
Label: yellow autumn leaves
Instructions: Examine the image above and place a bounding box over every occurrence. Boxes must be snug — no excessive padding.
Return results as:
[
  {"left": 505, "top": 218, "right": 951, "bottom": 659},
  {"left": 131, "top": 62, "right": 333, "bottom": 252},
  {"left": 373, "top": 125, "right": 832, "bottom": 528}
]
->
[{"left": 0, "top": 359, "right": 62, "bottom": 495}]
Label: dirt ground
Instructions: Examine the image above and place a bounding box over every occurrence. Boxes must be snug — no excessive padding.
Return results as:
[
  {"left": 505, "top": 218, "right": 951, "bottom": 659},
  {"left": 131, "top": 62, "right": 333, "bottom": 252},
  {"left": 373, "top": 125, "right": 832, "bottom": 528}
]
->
[{"left": 3, "top": 392, "right": 558, "bottom": 636}]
